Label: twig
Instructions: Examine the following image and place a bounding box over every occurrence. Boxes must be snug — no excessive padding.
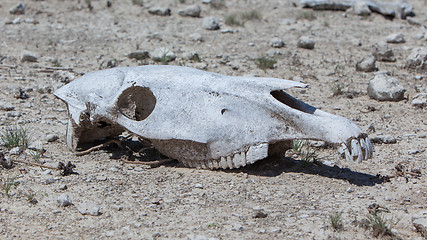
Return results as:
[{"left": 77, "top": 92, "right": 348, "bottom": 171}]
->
[
  {"left": 12, "top": 159, "right": 57, "bottom": 170},
  {"left": 0, "top": 64, "right": 17, "bottom": 69},
  {"left": 38, "top": 66, "right": 74, "bottom": 73},
  {"left": 121, "top": 158, "right": 175, "bottom": 166},
  {"left": 75, "top": 139, "right": 122, "bottom": 156}
]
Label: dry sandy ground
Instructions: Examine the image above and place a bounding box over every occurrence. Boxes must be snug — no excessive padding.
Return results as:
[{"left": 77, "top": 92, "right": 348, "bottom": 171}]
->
[{"left": 0, "top": 0, "right": 426, "bottom": 239}]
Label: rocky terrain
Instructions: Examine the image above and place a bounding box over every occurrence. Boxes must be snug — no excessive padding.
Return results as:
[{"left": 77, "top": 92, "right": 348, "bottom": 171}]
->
[{"left": 0, "top": 0, "right": 426, "bottom": 239}]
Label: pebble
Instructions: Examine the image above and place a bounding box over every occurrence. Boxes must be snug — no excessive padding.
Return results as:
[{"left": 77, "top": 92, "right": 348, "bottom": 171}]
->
[
  {"left": 44, "top": 178, "right": 57, "bottom": 185},
  {"left": 297, "top": 36, "right": 315, "bottom": 49},
  {"left": 150, "top": 48, "right": 176, "bottom": 62},
  {"left": 367, "top": 73, "right": 406, "bottom": 101},
  {"left": 193, "top": 183, "right": 203, "bottom": 189},
  {"left": 203, "top": 17, "right": 220, "bottom": 30},
  {"left": 347, "top": 1, "right": 371, "bottom": 16},
  {"left": 231, "top": 224, "right": 244, "bottom": 231},
  {"left": 9, "top": 3, "right": 25, "bottom": 15},
  {"left": 268, "top": 227, "right": 281, "bottom": 233},
  {"left": 134, "top": 167, "right": 144, "bottom": 172},
  {"left": 52, "top": 71, "right": 76, "bottom": 83},
  {"left": 45, "top": 134, "right": 59, "bottom": 142},
  {"left": 178, "top": 5, "right": 201, "bottom": 17},
  {"left": 406, "top": 47, "right": 426, "bottom": 71},
  {"left": 386, "top": 33, "right": 405, "bottom": 44},
  {"left": 148, "top": 7, "right": 171, "bottom": 16},
  {"left": 412, "top": 93, "right": 427, "bottom": 108},
  {"left": 0, "top": 102, "right": 15, "bottom": 111},
  {"left": 21, "top": 50, "right": 38, "bottom": 62},
  {"left": 407, "top": 17, "right": 420, "bottom": 25},
  {"left": 41, "top": 169, "right": 52, "bottom": 175},
  {"left": 346, "top": 187, "right": 355, "bottom": 193},
  {"left": 59, "top": 184, "right": 68, "bottom": 190},
  {"left": 28, "top": 140, "right": 45, "bottom": 152},
  {"left": 372, "top": 42, "right": 396, "bottom": 62},
  {"left": 371, "top": 135, "right": 397, "bottom": 144},
  {"left": 189, "top": 33, "right": 204, "bottom": 42},
  {"left": 409, "top": 149, "right": 420, "bottom": 155},
  {"left": 127, "top": 51, "right": 149, "bottom": 60},
  {"left": 77, "top": 202, "right": 101, "bottom": 216},
  {"left": 96, "top": 176, "right": 107, "bottom": 181},
  {"left": 355, "top": 55, "right": 376, "bottom": 72},
  {"left": 56, "top": 194, "right": 72, "bottom": 207},
  {"left": 270, "top": 37, "right": 285, "bottom": 48},
  {"left": 9, "top": 147, "right": 22, "bottom": 155}
]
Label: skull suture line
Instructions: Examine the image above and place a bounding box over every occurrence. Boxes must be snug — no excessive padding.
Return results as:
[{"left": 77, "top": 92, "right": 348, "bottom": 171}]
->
[{"left": 54, "top": 65, "right": 373, "bottom": 169}]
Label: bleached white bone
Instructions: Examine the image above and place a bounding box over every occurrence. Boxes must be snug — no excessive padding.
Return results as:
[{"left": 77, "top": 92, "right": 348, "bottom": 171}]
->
[{"left": 54, "top": 65, "right": 373, "bottom": 169}]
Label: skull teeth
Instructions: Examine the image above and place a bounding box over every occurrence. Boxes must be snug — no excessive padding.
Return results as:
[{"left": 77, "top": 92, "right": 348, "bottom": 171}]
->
[
  {"left": 180, "top": 143, "right": 269, "bottom": 170},
  {"left": 340, "top": 136, "right": 373, "bottom": 162}
]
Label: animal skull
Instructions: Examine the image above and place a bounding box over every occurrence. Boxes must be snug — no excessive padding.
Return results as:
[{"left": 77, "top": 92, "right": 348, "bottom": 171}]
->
[{"left": 54, "top": 65, "right": 373, "bottom": 169}]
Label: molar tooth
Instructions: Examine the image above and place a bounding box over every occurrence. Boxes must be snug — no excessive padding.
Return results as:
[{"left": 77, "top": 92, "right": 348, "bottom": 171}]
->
[
  {"left": 212, "top": 159, "right": 220, "bottom": 169},
  {"left": 232, "top": 152, "right": 245, "bottom": 168},
  {"left": 220, "top": 157, "right": 228, "bottom": 169},
  {"left": 342, "top": 144, "right": 352, "bottom": 162},
  {"left": 246, "top": 143, "right": 269, "bottom": 164},
  {"left": 226, "top": 156, "right": 234, "bottom": 169},
  {"left": 206, "top": 160, "right": 214, "bottom": 169}
]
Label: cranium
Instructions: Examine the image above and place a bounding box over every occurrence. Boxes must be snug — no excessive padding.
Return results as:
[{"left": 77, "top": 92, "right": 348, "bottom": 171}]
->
[{"left": 54, "top": 65, "right": 373, "bottom": 169}]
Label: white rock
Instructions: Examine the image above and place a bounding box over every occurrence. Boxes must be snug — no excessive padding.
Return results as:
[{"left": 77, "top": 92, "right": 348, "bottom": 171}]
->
[
  {"left": 77, "top": 202, "right": 101, "bottom": 216},
  {"left": 9, "top": 147, "right": 21, "bottom": 155},
  {"left": 386, "top": 33, "right": 405, "bottom": 44},
  {"left": 203, "top": 17, "right": 220, "bottom": 30},
  {"left": 150, "top": 48, "right": 176, "bottom": 62},
  {"left": 9, "top": 3, "right": 25, "bottom": 15},
  {"left": 28, "top": 141, "right": 45, "bottom": 152},
  {"left": 412, "top": 211, "right": 427, "bottom": 238},
  {"left": 270, "top": 37, "right": 285, "bottom": 48},
  {"left": 45, "top": 134, "right": 59, "bottom": 142},
  {"left": 178, "top": 5, "right": 201, "bottom": 17},
  {"left": 368, "top": 73, "right": 406, "bottom": 101},
  {"left": 347, "top": 1, "right": 371, "bottom": 16},
  {"left": 356, "top": 55, "right": 376, "bottom": 72},
  {"left": 148, "top": 7, "right": 171, "bottom": 16},
  {"left": 56, "top": 194, "right": 72, "bottom": 207},
  {"left": 297, "top": 36, "right": 315, "bottom": 49},
  {"left": 406, "top": 47, "right": 427, "bottom": 71}
]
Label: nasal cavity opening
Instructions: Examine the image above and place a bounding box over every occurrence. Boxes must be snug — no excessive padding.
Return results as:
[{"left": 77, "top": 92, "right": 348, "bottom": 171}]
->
[
  {"left": 271, "top": 90, "right": 316, "bottom": 114},
  {"left": 117, "top": 86, "right": 156, "bottom": 121}
]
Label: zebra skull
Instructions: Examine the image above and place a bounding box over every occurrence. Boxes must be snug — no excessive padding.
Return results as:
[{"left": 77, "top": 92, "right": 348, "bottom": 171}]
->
[{"left": 54, "top": 65, "right": 373, "bottom": 169}]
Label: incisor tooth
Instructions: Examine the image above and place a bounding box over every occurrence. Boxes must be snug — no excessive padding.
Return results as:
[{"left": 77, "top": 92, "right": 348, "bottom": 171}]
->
[
  {"left": 366, "top": 138, "right": 373, "bottom": 159},
  {"left": 342, "top": 144, "right": 352, "bottom": 162},
  {"left": 359, "top": 138, "right": 367, "bottom": 161}
]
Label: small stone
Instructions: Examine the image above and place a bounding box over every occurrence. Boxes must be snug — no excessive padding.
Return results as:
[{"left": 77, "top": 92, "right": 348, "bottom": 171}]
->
[
  {"left": 412, "top": 93, "right": 427, "bottom": 108},
  {"left": 178, "top": 5, "right": 201, "bottom": 17},
  {"left": 56, "top": 194, "right": 72, "bottom": 207},
  {"left": 52, "top": 71, "right": 76, "bottom": 83},
  {"left": 367, "top": 73, "right": 406, "bottom": 101},
  {"left": 371, "top": 135, "right": 397, "bottom": 144},
  {"left": 407, "top": 17, "right": 420, "bottom": 25},
  {"left": 386, "top": 33, "right": 405, "bottom": 44},
  {"left": 182, "top": 51, "right": 200, "bottom": 61},
  {"left": 356, "top": 55, "right": 376, "bottom": 72},
  {"left": 203, "top": 17, "right": 220, "bottom": 30},
  {"left": 253, "top": 210, "right": 268, "bottom": 218},
  {"left": 148, "top": 7, "right": 171, "bottom": 16},
  {"left": 189, "top": 33, "right": 204, "bottom": 42},
  {"left": 268, "top": 227, "right": 281, "bottom": 233},
  {"left": 77, "top": 202, "right": 101, "bottom": 216},
  {"left": 28, "top": 141, "right": 45, "bottom": 152},
  {"left": 59, "top": 184, "right": 68, "bottom": 190},
  {"left": 372, "top": 42, "right": 396, "bottom": 62},
  {"left": 270, "top": 37, "right": 285, "bottom": 48},
  {"left": 194, "top": 183, "right": 203, "bottom": 189},
  {"left": 152, "top": 233, "right": 161, "bottom": 238},
  {"left": 406, "top": 47, "right": 427, "bottom": 71},
  {"left": 297, "top": 36, "right": 315, "bottom": 49},
  {"left": 409, "top": 149, "right": 420, "bottom": 155},
  {"left": 134, "top": 167, "right": 144, "bottom": 172},
  {"left": 41, "top": 169, "right": 52, "bottom": 175},
  {"left": 347, "top": 187, "right": 355, "bottom": 193},
  {"left": 127, "top": 51, "right": 149, "bottom": 60},
  {"left": 45, "top": 134, "right": 59, "bottom": 142},
  {"left": 232, "top": 224, "right": 244, "bottom": 231},
  {"left": 21, "top": 51, "right": 37, "bottom": 62},
  {"left": 150, "top": 48, "right": 176, "bottom": 62},
  {"left": 9, "top": 147, "right": 21, "bottom": 155},
  {"left": 347, "top": 1, "right": 371, "bottom": 16},
  {"left": 44, "top": 178, "right": 57, "bottom": 185},
  {"left": 0, "top": 102, "right": 15, "bottom": 111},
  {"left": 201, "top": 0, "right": 212, "bottom": 3},
  {"left": 9, "top": 3, "right": 25, "bottom": 15},
  {"left": 96, "top": 176, "right": 107, "bottom": 181}
]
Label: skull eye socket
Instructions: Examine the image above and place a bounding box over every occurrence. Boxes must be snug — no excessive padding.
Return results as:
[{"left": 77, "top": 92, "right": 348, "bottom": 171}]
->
[{"left": 117, "top": 86, "right": 156, "bottom": 121}]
